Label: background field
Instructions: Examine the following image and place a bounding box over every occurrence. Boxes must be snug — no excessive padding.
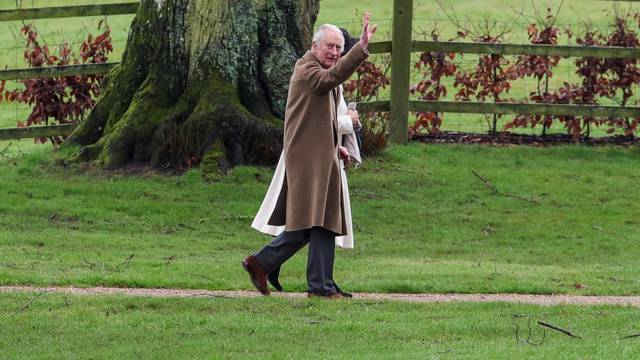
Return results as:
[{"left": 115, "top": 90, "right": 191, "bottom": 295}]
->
[{"left": 3, "top": 0, "right": 640, "bottom": 146}]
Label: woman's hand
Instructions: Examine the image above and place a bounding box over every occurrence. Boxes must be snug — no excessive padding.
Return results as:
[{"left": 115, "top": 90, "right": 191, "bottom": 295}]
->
[
  {"left": 347, "top": 109, "right": 361, "bottom": 128},
  {"left": 338, "top": 146, "right": 351, "bottom": 167}
]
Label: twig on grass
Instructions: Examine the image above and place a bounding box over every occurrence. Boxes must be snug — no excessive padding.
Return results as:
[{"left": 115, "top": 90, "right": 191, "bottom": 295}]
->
[
  {"left": 0, "top": 143, "right": 12, "bottom": 159},
  {"left": 537, "top": 321, "right": 582, "bottom": 338},
  {"left": 472, "top": 170, "right": 498, "bottom": 194},
  {"left": 622, "top": 333, "right": 640, "bottom": 340},
  {"left": 80, "top": 259, "right": 97, "bottom": 270},
  {"left": 114, "top": 254, "right": 134, "bottom": 271},
  {"left": 472, "top": 170, "right": 540, "bottom": 204},
  {"left": 1, "top": 290, "right": 51, "bottom": 321},
  {"left": 188, "top": 273, "right": 214, "bottom": 282},
  {"left": 503, "top": 192, "right": 540, "bottom": 204},
  {"left": 80, "top": 254, "right": 135, "bottom": 272}
]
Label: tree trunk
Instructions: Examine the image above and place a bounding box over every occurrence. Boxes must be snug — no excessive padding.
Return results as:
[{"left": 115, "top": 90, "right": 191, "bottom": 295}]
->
[{"left": 67, "top": 0, "right": 319, "bottom": 175}]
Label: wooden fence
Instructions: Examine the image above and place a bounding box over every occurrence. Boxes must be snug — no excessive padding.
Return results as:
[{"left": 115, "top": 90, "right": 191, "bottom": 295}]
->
[
  {"left": 2, "top": 0, "right": 640, "bottom": 144},
  {"left": 0, "top": 2, "right": 138, "bottom": 140},
  {"left": 361, "top": 0, "right": 640, "bottom": 143}
]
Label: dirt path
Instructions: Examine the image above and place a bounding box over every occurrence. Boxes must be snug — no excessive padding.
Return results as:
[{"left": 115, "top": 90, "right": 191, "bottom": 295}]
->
[{"left": 2, "top": 285, "right": 640, "bottom": 306}]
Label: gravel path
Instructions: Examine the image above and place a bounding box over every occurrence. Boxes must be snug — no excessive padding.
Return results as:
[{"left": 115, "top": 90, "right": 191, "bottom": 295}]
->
[{"left": 2, "top": 285, "right": 640, "bottom": 306}]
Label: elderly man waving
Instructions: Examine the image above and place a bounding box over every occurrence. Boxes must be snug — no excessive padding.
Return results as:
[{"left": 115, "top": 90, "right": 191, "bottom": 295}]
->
[{"left": 243, "top": 14, "right": 377, "bottom": 299}]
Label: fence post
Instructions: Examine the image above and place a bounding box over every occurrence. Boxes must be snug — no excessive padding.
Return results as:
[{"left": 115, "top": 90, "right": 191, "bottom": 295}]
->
[{"left": 389, "top": 0, "right": 413, "bottom": 144}]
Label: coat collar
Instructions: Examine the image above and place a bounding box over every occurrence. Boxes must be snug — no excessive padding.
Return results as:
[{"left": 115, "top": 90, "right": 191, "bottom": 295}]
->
[
  {"left": 303, "top": 50, "right": 319, "bottom": 63},
  {"left": 303, "top": 51, "right": 336, "bottom": 70}
]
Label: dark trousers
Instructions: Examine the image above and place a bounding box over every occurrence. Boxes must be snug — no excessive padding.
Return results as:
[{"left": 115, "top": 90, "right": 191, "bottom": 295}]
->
[{"left": 254, "top": 227, "right": 337, "bottom": 295}]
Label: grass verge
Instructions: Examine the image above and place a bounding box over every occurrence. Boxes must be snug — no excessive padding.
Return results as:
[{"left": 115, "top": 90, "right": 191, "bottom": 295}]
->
[
  {"left": 1, "top": 143, "right": 639, "bottom": 295},
  {"left": 2, "top": 291, "right": 640, "bottom": 359}
]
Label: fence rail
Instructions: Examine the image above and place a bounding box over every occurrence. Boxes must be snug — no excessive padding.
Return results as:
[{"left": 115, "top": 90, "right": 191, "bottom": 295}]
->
[
  {"left": 412, "top": 41, "right": 640, "bottom": 59},
  {"left": 0, "top": 2, "right": 139, "bottom": 21},
  {"left": 409, "top": 101, "right": 640, "bottom": 118},
  {"left": 4, "top": 39, "right": 639, "bottom": 81},
  {"left": 358, "top": 101, "right": 640, "bottom": 118},
  {"left": 0, "top": 124, "right": 76, "bottom": 141},
  {"left": 368, "top": 41, "right": 640, "bottom": 59},
  {"left": 0, "top": 63, "right": 119, "bottom": 81}
]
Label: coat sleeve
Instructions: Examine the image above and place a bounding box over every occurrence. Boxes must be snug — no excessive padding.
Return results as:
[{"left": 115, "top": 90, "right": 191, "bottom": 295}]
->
[{"left": 303, "top": 43, "right": 369, "bottom": 95}]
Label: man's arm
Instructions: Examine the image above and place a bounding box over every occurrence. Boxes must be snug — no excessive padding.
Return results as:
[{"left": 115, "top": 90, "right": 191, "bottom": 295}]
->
[
  {"left": 305, "top": 13, "right": 377, "bottom": 95},
  {"left": 304, "top": 43, "right": 369, "bottom": 95}
]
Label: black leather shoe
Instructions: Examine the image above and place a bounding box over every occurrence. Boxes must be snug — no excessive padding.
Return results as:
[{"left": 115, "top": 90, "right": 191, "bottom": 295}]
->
[
  {"left": 268, "top": 265, "right": 351, "bottom": 297},
  {"left": 268, "top": 265, "right": 284, "bottom": 292},
  {"left": 334, "top": 282, "right": 353, "bottom": 298}
]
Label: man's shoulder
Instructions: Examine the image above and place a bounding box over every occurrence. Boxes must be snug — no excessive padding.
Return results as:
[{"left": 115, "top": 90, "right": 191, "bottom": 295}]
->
[
  {"left": 295, "top": 56, "right": 319, "bottom": 70},
  {"left": 292, "top": 54, "right": 322, "bottom": 80}
]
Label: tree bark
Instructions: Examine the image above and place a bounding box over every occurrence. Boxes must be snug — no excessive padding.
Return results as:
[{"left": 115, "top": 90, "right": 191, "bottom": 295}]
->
[{"left": 67, "top": 0, "right": 319, "bottom": 175}]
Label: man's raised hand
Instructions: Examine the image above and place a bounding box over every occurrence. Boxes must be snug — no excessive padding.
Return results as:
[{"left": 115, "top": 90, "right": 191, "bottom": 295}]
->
[{"left": 359, "top": 12, "right": 377, "bottom": 50}]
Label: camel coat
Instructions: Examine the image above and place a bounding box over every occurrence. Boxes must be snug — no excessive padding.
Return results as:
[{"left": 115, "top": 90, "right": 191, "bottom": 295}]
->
[
  {"left": 252, "top": 86, "right": 362, "bottom": 248},
  {"left": 252, "top": 43, "right": 369, "bottom": 237}
]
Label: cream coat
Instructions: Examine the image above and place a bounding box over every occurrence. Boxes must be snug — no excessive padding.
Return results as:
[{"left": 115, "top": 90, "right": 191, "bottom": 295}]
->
[
  {"left": 252, "top": 86, "right": 362, "bottom": 248},
  {"left": 255, "top": 43, "right": 368, "bottom": 237}
]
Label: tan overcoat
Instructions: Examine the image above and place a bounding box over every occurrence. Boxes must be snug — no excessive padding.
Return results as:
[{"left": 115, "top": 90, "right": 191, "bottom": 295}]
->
[
  {"left": 252, "top": 85, "right": 362, "bottom": 248},
  {"left": 266, "top": 43, "right": 369, "bottom": 236}
]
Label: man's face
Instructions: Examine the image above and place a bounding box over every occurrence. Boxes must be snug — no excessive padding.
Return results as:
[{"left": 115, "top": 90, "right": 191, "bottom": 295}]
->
[{"left": 312, "top": 30, "right": 344, "bottom": 68}]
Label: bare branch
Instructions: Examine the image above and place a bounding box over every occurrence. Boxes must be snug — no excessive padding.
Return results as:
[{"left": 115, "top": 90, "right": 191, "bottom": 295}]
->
[
  {"left": 472, "top": 170, "right": 498, "bottom": 194},
  {"left": 472, "top": 170, "right": 540, "bottom": 204},
  {"left": 537, "top": 321, "right": 582, "bottom": 338},
  {"left": 1, "top": 290, "right": 51, "bottom": 321}
]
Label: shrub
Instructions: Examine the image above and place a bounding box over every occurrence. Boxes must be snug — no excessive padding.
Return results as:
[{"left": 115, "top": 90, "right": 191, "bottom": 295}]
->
[{"left": 1, "top": 22, "right": 112, "bottom": 145}]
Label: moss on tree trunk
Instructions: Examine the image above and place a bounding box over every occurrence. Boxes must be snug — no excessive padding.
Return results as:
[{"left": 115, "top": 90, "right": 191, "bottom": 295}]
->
[{"left": 67, "top": 0, "right": 319, "bottom": 174}]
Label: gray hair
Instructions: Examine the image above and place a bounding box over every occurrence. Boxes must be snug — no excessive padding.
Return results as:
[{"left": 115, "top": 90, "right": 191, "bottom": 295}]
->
[{"left": 312, "top": 24, "right": 345, "bottom": 47}]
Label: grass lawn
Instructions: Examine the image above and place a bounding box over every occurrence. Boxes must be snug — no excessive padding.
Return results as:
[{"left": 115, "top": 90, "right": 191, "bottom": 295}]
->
[
  {"left": 2, "top": 291, "right": 640, "bottom": 359},
  {"left": 1, "top": 143, "right": 639, "bottom": 295}
]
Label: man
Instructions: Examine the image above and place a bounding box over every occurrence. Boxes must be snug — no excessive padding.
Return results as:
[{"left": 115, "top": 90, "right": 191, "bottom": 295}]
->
[{"left": 243, "top": 15, "right": 377, "bottom": 299}]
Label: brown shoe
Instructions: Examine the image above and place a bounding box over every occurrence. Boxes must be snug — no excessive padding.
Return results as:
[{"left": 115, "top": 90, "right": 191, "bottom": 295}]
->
[
  {"left": 242, "top": 255, "right": 270, "bottom": 296},
  {"left": 307, "top": 292, "right": 344, "bottom": 300}
]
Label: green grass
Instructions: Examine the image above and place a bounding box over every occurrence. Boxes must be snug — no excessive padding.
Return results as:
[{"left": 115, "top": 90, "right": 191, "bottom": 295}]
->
[
  {"left": 2, "top": 291, "right": 640, "bottom": 359},
  {"left": 1, "top": 143, "right": 640, "bottom": 295}
]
